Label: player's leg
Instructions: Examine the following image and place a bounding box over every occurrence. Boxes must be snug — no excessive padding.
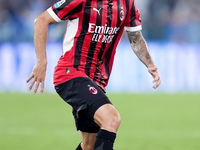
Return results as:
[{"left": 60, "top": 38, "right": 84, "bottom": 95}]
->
[
  {"left": 76, "top": 132, "right": 97, "bottom": 150},
  {"left": 55, "top": 78, "right": 98, "bottom": 150},
  {"left": 92, "top": 104, "right": 121, "bottom": 150},
  {"left": 76, "top": 104, "right": 120, "bottom": 150},
  {"left": 55, "top": 77, "right": 119, "bottom": 150}
]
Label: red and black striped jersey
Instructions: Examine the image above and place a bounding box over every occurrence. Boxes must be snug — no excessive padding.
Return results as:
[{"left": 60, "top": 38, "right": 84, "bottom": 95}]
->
[{"left": 48, "top": 0, "right": 142, "bottom": 90}]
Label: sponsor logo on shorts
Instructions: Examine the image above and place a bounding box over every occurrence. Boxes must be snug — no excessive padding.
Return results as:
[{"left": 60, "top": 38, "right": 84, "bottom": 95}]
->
[{"left": 89, "top": 86, "right": 98, "bottom": 95}]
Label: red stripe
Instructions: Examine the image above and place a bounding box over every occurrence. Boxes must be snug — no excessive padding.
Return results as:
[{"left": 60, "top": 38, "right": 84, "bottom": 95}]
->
[
  {"left": 79, "top": 0, "right": 97, "bottom": 73},
  {"left": 56, "top": 0, "right": 79, "bottom": 20},
  {"left": 89, "top": 0, "right": 108, "bottom": 81},
  {"left": 52, "top": 5, "right": 55, "bottom": 10}
]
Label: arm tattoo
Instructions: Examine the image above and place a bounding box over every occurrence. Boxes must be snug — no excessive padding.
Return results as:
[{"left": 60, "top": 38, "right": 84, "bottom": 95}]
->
[{"left": 127, "top": 31, "right": 154, "bottom": 67}]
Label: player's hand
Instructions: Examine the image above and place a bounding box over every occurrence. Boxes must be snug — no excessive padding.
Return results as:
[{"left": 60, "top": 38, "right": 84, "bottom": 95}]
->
[
  {"left": 148, "top": 66, "right": 161, "bottom": 89},
  {"left": 26, "top": 63, "right": 47, "bottom": 94}
]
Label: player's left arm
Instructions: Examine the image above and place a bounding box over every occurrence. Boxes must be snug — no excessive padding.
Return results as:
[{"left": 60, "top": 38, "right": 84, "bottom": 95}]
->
[{"left": 126, "top": 30, "right": 161, "bottom": 89}]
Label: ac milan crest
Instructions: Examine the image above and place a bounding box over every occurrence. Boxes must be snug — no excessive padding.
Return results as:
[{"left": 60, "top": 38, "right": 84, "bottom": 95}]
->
[
  {"left": 120, "top": 9, "right": 125, "bottom": 21},
  {"left": 89, "top": 86, "right": 98, "bottom": 95}
]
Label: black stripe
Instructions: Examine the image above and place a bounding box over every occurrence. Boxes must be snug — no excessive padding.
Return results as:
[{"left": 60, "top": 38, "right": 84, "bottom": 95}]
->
[
  {"left": 97, "top": 0, "right": 113, "bottom": 84},
  {"left": 126, "top": 0, "right": 130, "bottom": 16},
  {"left": 73, "top": 0, "right": 92, "bottom": 70},
  {"left": 100, "top": 0, "right": 122, "bottom": 84},
  {"left": 63, "top": 2, "right": 83, "bottom": 20},
  {"left": 53, "top": 0, "right": 74, "bottom": 14},
  {"left": 129, "top": 1, "right": 137, "bottom": 27},
  {"left": 93, "top": 0, "right": 107, "bottom": 82},
  {"left": 85, "top": 0, "right": 103, "bottom": 76}
]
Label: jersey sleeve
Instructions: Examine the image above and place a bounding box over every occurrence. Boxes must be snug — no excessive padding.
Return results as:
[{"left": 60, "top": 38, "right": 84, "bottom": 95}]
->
[
  {"left": 47, "top": 0, "right": 83, "bottom": 22},
  {"left": 124, "top": 1, "right": 142, "bottom": 32}
]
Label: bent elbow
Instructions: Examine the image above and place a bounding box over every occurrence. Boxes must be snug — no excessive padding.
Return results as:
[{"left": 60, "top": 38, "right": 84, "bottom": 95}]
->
[{"left": 34, "top": 11, "right": 56, "bottom": 26}]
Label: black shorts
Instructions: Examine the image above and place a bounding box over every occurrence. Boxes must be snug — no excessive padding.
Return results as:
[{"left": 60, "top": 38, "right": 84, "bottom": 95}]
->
[{"left": 55, "top": 77, "right": 112, "bottom": 133}]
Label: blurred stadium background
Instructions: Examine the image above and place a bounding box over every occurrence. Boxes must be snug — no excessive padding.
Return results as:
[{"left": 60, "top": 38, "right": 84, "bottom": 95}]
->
[{"left": 0, "top": 0, "right": 200, "bottom": 150}]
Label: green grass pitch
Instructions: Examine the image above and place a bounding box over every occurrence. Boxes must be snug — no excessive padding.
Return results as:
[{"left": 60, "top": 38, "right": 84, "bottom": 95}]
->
[{"left": 0, "top": 93, "right": 200, "bottom": 150}]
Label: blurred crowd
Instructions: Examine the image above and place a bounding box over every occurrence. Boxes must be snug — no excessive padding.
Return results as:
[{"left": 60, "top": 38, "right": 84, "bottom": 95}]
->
[
  {"left": 0, "top": 0, "right": 200, "bottom": 42},
  {"left": 0, "top": 0, "right": 58, "bottom": 42},
  {"left": 137, "top": 0, "right": 200, "bottom": 42}
]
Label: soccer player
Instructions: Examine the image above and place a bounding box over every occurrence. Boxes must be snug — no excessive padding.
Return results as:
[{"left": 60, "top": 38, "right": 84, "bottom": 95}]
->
[{"left": 27, "top": 0, "right": 161, "bottom": 149}]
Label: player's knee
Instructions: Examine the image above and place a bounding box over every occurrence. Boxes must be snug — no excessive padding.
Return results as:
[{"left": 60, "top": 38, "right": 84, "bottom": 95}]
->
[
  {"left": 102, "top": 111, "right": 121, "bottom": 132},
  {"left": 110, "top": 112, "right": 121, "bottom": 129},
  {"left": 94, "top": 104, "right": 121, "bottom": 132}
]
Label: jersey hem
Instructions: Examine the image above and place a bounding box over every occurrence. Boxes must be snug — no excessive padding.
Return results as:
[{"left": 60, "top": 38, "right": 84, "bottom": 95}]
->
[
  {"left": 124, "top": 25, "right": 142, "bottom": 32},
  {"left": 47, "top": 7, "right": 62, "bottom": 22}
]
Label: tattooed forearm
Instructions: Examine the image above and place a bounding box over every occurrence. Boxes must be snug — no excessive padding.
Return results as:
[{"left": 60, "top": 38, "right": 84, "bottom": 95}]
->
[{"left": 127, "top": 31, "right": 154, "bottom": 68}]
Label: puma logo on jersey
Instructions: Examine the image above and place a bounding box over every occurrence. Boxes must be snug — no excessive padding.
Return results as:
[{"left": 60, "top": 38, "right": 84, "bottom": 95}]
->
[{"left": 93, "top": 7, "right": 101, "bottom": 15}]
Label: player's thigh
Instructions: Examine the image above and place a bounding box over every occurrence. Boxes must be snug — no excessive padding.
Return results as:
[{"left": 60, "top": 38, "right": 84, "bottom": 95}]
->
[{"left": 81, "top": 132, "right": 97, "bottom": 150}]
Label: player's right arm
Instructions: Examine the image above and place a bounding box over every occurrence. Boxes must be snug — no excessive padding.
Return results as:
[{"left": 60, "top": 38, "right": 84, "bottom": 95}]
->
[
  {"left": 26, "top": 11, "right": 57, "bottom": 94},
  {"left": 27, "top": 0, "right": 85, "bottom": 94}
]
